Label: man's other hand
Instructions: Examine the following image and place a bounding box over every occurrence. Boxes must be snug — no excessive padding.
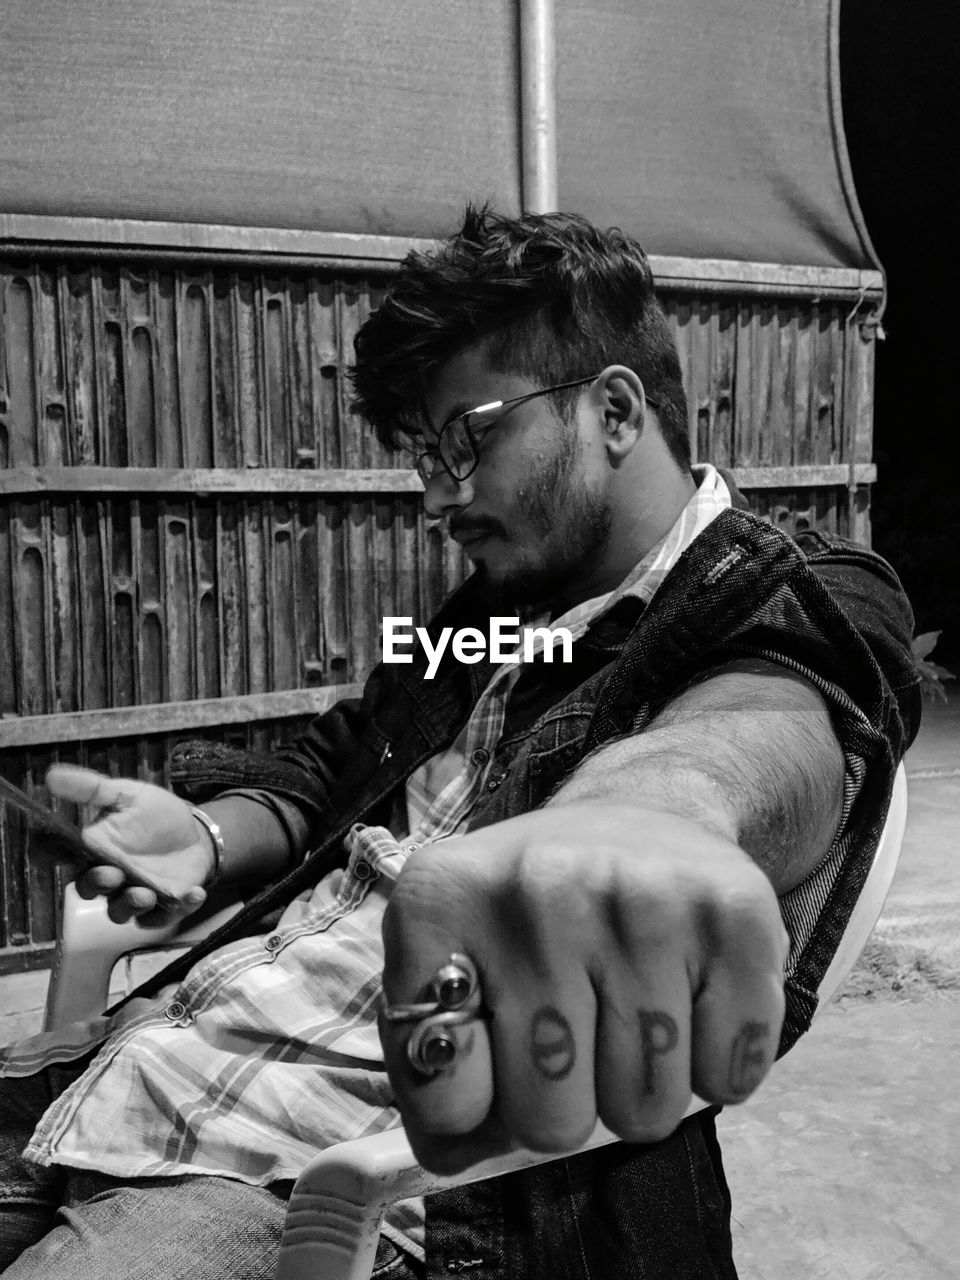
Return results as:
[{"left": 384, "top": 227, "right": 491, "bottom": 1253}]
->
[
  {"left": 45, "top": 764, "right": 214, "bottom": 923},
  {"left": 379, "top": 803, "right": 789, "bottom": 1173}
]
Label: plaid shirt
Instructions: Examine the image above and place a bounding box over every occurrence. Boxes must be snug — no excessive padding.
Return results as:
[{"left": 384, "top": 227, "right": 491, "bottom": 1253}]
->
[{"left": 2, "top": 467, "right": 731, "bottom": 1260}]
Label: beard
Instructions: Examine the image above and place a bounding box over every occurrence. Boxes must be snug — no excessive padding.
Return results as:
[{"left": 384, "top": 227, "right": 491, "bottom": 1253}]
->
[{"left": 474, "top": 430, "right": 612, "bottom": 612}]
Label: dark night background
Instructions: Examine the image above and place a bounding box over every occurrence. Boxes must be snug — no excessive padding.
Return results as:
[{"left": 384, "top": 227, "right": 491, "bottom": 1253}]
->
[{"left": 840, "top": 1, "right": 959, "bottom": 668}]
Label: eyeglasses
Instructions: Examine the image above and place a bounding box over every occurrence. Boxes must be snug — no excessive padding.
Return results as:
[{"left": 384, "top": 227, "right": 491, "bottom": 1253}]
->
[
  {"left": 414, "top": 376, "right": 598, "bottom": 485},
  {"left": 414, "top": 374, "right": 658, "bottom": 485}
]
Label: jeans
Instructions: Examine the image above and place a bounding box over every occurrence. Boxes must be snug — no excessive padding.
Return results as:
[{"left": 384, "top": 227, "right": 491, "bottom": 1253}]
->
[
  {"left": 0, "top": 1064, "right": 422, "bottom": 1280},
  {"left": 425, "top": 1109, "right": 739, "bottom": 1280}
]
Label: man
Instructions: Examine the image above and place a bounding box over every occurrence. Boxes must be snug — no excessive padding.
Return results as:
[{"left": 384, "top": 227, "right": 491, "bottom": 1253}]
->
[{"left": 0, "top": 206, "right": 919, "bottom": 1279}]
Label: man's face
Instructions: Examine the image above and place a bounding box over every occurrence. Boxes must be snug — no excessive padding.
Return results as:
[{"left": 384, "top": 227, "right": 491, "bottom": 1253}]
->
[{"left": 421, "top": 344, "right": 611, "bottom": 610}]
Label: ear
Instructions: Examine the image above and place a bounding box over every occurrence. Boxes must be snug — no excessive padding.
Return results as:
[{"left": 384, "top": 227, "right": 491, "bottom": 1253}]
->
[{"left": 595, "top": 366, "right": 651, "bottom": 462}]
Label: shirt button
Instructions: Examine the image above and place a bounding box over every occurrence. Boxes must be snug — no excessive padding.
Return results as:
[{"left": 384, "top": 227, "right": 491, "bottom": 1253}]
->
[
  {"left": 471, "top": 749, "right": 489, "bottom": 766},
  {"left": 164, "top": 1000, "right": 187, "bottom": 1020},
  {"left": 264, "top": 933, "right": 283, "bottom": 952},
  {"left": 354, "top": 860, "right": 374, "bottom": 881},
  {"left": 486, "top": 776, "right": 503, "bottom": 792}
]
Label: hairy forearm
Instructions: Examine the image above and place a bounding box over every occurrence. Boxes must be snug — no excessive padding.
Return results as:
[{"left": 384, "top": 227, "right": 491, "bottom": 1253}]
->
[{"left": 549, "top": 661, "right": 844, "bottom": 893}]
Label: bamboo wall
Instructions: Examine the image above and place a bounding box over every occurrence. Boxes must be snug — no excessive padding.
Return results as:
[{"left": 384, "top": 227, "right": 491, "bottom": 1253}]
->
[{"left": 0, "top": 250, "right": 881, "bottom": 972}]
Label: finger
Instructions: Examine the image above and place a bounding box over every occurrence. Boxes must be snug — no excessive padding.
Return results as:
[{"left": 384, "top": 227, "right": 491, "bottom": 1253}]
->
[
  {"left": 106, "top": 885, "right": 159, "bottom": 924},
  {"left": 131, "top": 898, "right": 202, "bottom": 929},
  {"left": 690, "top": 966, "right": 785, "bottom": 1105},
  {"left": 181, "top": 885, "right": 207, "bottom": 912},
  {"left": 387, "top": 1110, "right": 522, "bottom": 1177},
  {"left": 484, "top": 970, "right": 598, "bottom": 1153},
  {"left": 689, "top": 906, "right": 788, "bottom": 1104},
  {"left": 379, "top": 962, "right": 495, "bottom": 1140},
  {"left": 380, "top": 851, "right": 497, "bottom": 1139},
  {"left": 137, "top": 886, "right": 207, "bottom": 927},
  {"left": 107, "top": 887, "right": 204, "bottom": 928},
  {"left": 75, "top": 865, "right": 127, "bottom": 898},
  {"left": 45, "top": 764, "right": 131, "bottom": 813},
  {"left": 594, "top": 972, "right": 692, "bottom": 1143}
]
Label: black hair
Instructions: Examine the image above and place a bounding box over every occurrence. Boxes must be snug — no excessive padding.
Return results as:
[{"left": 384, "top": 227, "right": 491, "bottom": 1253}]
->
[{"left": 351, "top": 204, "right": 690, "bottom": 468}]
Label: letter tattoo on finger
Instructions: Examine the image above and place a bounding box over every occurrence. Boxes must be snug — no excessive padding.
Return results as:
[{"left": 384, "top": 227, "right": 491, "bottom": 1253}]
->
[
  {"left": 728, "top": 1020, "right": 769, "bottom": 1098},
  {"left": 637, "top": 1010, "right": 679, "bottom": 1095},
  {"left": 529, "top": 1006, "right": 576, "bottom": 1081}
]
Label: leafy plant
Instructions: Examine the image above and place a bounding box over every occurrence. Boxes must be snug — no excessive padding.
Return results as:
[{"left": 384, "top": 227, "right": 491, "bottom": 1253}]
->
[{"left": 912, "top": 631, "right": 956, "bottom": 702}]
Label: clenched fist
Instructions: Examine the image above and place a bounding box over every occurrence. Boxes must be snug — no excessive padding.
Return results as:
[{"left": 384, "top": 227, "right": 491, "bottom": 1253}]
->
[{"left": 378, "top": 802, "right": 788, "bottom": 1173}]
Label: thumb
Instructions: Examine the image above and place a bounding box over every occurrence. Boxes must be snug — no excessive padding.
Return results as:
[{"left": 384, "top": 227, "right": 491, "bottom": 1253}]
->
[{"left": 46, "top": 765, "right": 135, "bottom": 814}]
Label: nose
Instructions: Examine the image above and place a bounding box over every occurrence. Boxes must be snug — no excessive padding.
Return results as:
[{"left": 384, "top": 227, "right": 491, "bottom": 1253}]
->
[{"left": 422, "top": 468, "right": 474, "bottom": 519}]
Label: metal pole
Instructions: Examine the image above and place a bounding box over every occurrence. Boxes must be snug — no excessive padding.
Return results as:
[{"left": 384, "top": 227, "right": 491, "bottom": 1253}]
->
[{"left": 519, "top": 0, "right": 558, "bottom": 212}]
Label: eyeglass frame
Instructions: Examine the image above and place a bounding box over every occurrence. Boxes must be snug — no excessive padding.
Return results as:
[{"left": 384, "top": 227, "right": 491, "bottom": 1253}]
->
[{"left": 413, "top": 374, "right": 660, "bottom": 485}]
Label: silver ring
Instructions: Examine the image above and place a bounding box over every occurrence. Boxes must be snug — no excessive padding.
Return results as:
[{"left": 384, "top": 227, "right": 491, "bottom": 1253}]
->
[
  {"left": 381, "top": 953, "right": 484, "bottom": 1078},
  {"left": 380, "top": 999, "right": 440, "bottom": 1023}
]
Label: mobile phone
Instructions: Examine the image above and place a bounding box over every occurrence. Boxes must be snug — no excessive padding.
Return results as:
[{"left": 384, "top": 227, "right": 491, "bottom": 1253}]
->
[{"left": 0, "top": 774, "right": 181, "bottom": 911}]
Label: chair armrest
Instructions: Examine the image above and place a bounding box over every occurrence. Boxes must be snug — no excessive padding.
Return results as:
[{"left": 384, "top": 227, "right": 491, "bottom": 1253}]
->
[
  {"left": 277, "top": 1103, "right": 709, "bottom": 1280},
  {"left": 42, "top": 882, "right": 245, "bottom": 1031},
  {"left": 277, "top": 1124, "right": 622, "bottom": 1280},
  {"left": 817, "top": 762, "right": 908, "bottom": 1005}
]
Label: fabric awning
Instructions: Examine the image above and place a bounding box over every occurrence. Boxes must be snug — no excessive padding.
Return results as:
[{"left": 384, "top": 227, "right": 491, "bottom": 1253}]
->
[{"left": 0, "top": 0, "right": 877, "bottom": 269}]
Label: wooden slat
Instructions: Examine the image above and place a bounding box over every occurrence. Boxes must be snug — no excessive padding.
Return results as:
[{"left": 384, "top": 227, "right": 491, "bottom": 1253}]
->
[
  {"left": 0, "top": 685, "right": 363, "bottom": 748},
  {"left": 0, "top": 215, "right": 884, "bottom": 298},
  {"left": 733, "top": 463, "right": 876, "bottom": 488},
  {"left": 0, "top": 468, "right": 424, "bottom": 496},
  {"left": 0, "top": 941, "right": 55, "bottom": 976},
  {"left": 652, "top": 258, "right": 882, "bottom": 300},
  {"left": 0, "top": 463, "right": 876, "bottom": 497}
]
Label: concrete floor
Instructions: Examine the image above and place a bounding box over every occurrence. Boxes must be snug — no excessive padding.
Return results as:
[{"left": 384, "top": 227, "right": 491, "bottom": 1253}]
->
[
  {"left": 720, "top": 688, "right": 960, "bottom": 1279},
  {"left": 1, "top": 690, "right": 958, "bottom": 1279}
]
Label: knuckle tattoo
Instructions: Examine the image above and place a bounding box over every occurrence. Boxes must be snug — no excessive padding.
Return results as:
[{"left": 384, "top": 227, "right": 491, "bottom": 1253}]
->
[
  {"left": 637, "top": 1010, "right": 679, "bottom": 1095},
  {"left": 529, "top": 1006, "right": 577, "bottom": 1081},
  {"left": 727, "top": 1020, "right": 770, "bottom": 1097}
]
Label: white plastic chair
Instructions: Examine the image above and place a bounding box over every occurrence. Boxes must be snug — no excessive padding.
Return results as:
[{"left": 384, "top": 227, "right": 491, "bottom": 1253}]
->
[{"left": 43, "top": 764, "right": 908, "bottom": 1280}]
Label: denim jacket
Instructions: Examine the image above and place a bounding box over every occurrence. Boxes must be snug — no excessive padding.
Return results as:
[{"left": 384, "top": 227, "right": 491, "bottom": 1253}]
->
[{"left": 164, "top": 508, "right": 919, "bottom": 1280}]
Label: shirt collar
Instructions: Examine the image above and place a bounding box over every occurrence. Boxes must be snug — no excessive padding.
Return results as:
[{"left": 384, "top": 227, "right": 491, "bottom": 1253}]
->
[{"left": 548, "top": 464, "right": 732, "bottom": 635}]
